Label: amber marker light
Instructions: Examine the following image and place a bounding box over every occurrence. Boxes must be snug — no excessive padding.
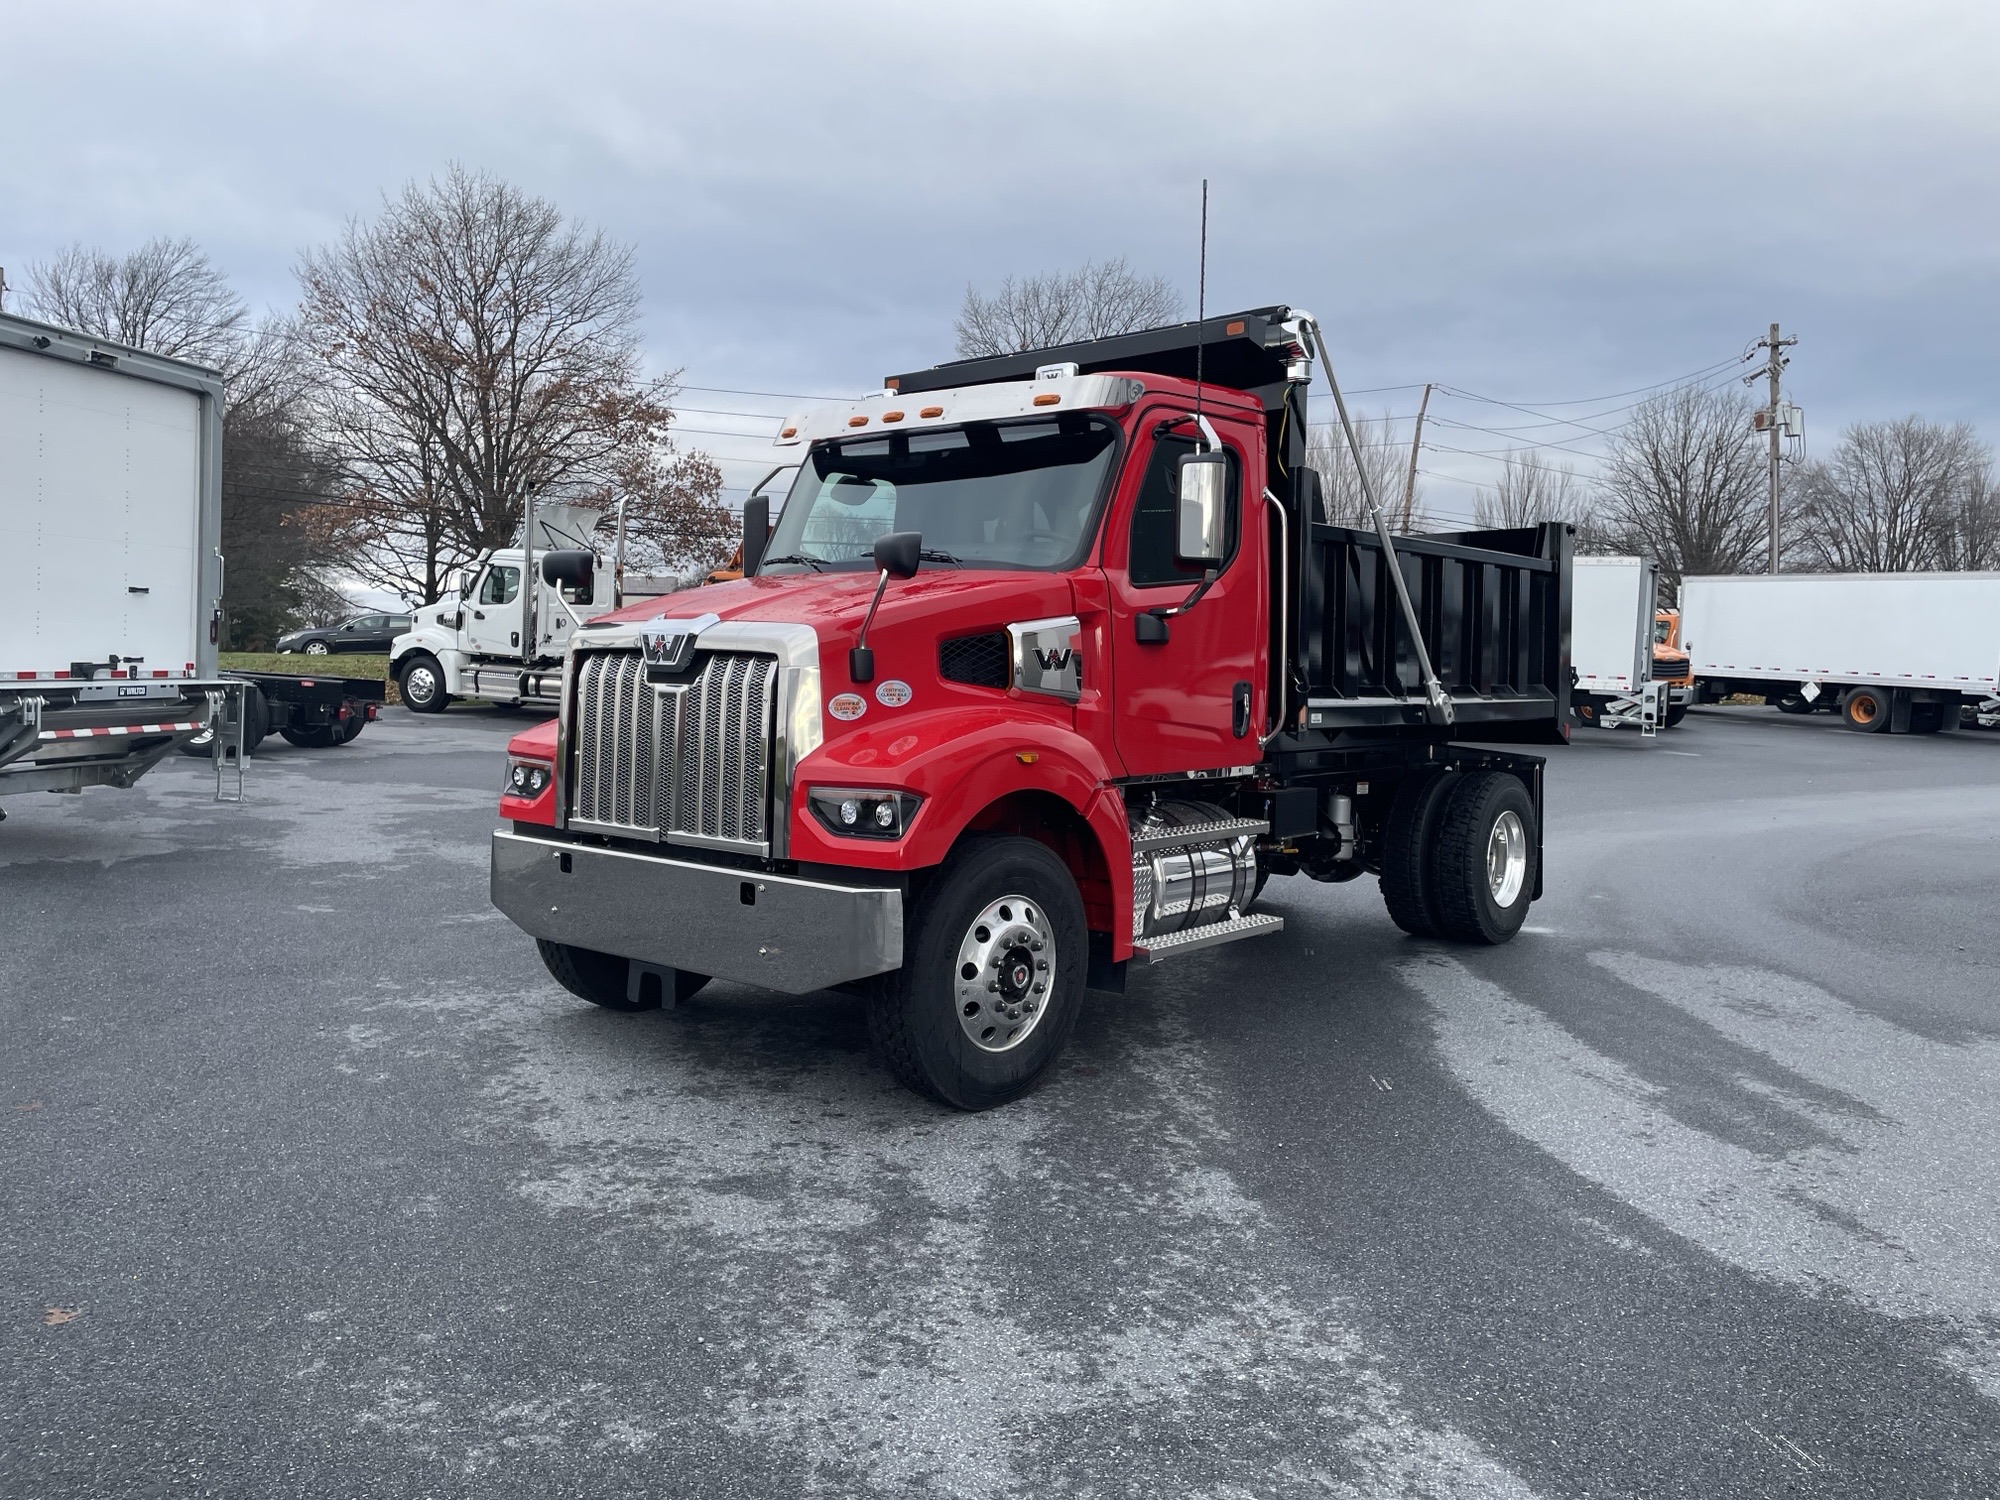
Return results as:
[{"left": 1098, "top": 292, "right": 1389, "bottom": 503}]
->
[
  {"left": 1225, "top": 320, "right": 1245, "bottom": 335},
  {"left": 779, "top": 426, "right": 798, "bottom": 438},
  {"left": 1032, "top": 393, "right": 1060, "bottom": 407},
  {"left": 847, "top": 415, "right": 869, "bottom": 427},
  {"left": 919, "top": 406, "right": 944, "bottom": 418},
  {"left": 881, "top": 410, "right": 905, "bottom": 423},
  {"left": 1015, "top": 751, "right": 1039, "bottom": 765}
]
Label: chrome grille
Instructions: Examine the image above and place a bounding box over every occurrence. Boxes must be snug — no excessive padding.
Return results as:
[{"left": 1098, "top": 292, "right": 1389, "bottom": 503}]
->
[{"left": 571, "top": 649, "right": 776, "bottom": 849}]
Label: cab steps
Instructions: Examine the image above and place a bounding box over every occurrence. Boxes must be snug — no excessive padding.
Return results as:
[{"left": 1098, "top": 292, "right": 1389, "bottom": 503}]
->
[{"left": 1132, "top": 911, "right": 1285, "bottom": 964}]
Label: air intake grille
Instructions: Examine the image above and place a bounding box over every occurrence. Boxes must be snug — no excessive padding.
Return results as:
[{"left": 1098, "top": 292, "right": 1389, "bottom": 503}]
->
[
  {"left": 939, "top": 632, "right": 1009, "bottom": 689},
  {"left": 571, "top": 649, "right": 777, "bottom": 850}
]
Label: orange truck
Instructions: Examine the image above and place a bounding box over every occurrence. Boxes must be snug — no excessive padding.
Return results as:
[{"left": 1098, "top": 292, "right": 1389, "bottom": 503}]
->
[{"left": 1653, "top": 608, "right": 1692, "bottom": 722}]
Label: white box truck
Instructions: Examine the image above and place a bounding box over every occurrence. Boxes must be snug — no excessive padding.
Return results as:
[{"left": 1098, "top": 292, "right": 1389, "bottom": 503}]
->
[
  {"left": 1681, "top": 571, "right": 2000, "bottom": 733},
  {"left": 1570, "top": 556, "right": 1679, "bottom": 733},
  {"left": 1, "top": 312, "right": 382, "bottom": 815}
]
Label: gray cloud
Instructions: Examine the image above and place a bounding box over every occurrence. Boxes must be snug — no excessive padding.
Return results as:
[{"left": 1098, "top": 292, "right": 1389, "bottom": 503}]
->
[{"left": 4, "top": 0, "right": 1995, "bottom": 513}]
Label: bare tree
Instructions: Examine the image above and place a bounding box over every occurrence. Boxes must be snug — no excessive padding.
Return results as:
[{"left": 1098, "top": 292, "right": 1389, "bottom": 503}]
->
[
  {"left": 24, "top": 237, "right": 247, "bottom": 369},
  {"left": 616, "top": 443, "right": 735, "bottom": 576},
  {"left": 1306, "top": 415, "right": 1428, "bottom": 530},
  {"left": 1596, "top": 383, "right": 1766, "bottom": 586},
  {"left": 297, "top": 166, "right": 701, "bottom": 602},
  {"left": 954, "top": 257, "right": 1182, "bottom": 357},
  {"left": 1473, "top": 449, "right": 1595, "bottom": 532},
  {"left": 1791, "top": 417, "right": 1995, "bottom": 573}
]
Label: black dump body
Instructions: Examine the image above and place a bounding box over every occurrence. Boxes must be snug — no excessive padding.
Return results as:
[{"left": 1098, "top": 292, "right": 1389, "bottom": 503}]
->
[{"left": 893, "top": 308, "right": 1572, "bottom": 750}]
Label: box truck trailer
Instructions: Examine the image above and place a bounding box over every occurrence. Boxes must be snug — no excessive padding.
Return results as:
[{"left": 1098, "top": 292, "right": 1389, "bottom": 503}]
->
[
  {"left": 1569, "top": 556, "right": 1684, "bottom": 733},
  {"left": 1682, "top": 571, "right": 2000, "bottom": 733},
  {"left": 1, "top": 312, "right": 379, "bottom": 813}
]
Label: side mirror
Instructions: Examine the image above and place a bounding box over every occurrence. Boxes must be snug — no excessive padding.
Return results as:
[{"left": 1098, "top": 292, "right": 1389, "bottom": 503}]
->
[
  {"left": 741, "top": 495, "right": 770, "bottom": 577},
  {"left": 873, "top": 530, "right": 922, "bottom": 580},
  {"left": 1176, "top": 452, "right": 1228, "bottom": 565},
  {"left": 454, "top": 570, "right": 474, "bottom": 598},
  {"left": 540, "top": 549, "right": 594, "bottom": 588}
]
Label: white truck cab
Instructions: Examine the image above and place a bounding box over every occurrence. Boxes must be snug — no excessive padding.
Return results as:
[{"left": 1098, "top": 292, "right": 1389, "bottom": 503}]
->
[{"left": 390, "top": 506, "right": 687, "bottom": 713}]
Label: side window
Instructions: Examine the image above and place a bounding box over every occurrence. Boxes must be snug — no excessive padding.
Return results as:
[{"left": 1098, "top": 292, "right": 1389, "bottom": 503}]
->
[
  {"left": 559, "top": 575, "right": 594, "bottom": 606},
  {"left": 1128, "top": 436, "right": 1240, "bottom": 587},
  {"left": 479, "top": 566, "right": 521, "bottom": 606}
]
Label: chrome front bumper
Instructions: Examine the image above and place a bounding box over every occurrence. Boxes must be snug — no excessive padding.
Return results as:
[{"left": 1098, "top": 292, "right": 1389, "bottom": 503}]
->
[{"left": 490, "top": 829, "right": 903, "bottom": 995}]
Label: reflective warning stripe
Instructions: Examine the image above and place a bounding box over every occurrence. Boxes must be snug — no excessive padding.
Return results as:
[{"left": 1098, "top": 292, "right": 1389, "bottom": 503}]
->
[{"left": 36, "top": 722, "right": 204, "bottom": 740}]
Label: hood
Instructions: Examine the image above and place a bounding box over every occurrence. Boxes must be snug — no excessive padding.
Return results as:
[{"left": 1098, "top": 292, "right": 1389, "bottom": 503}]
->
[{"left": 592, "top": 569, "right": 1077, "bottom": 661}]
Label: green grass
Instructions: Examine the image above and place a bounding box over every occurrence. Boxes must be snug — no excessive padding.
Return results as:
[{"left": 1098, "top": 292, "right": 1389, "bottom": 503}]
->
[{"left": 222, "top": 652, "right": 400, "bottom": 704}]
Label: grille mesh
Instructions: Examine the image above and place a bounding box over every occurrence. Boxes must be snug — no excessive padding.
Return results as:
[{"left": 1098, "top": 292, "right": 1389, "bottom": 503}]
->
[
  {"left": 573, "top": 649, "right": 775, "bottom": 847},
  {"left": 939, "top": 632, "right": 1009, "bottom": 689}
]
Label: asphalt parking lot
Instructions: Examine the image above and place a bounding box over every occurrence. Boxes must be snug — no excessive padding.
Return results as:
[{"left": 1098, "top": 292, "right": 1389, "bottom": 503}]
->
[{"left": 4, "top": 705, "right": 1999, "bottom": 1499}]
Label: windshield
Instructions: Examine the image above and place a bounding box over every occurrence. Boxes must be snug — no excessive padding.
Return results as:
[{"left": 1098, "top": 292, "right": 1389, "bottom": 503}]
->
[
  {"left": 1653, "top": 619, "right": 1671, "bottom": 645},
  {"left": 762, "top": 414, "right": 1119, "bottom": 572}
]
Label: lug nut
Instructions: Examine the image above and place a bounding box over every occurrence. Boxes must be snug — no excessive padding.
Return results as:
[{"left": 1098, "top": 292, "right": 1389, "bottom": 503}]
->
[
  {"left": 1032, "top": 981, "right": 1046, "bottom": 995},
  {"left": 1037, "top": 960, "right": 1048, "bottom": 971}
]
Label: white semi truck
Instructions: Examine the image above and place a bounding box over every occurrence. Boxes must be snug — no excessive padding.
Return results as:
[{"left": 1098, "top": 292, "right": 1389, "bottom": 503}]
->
[
  {"left": 388, "top": 504, "right": 690, "bottom": 714},
  {"left": 1569, "top": 555, "right": 1684, "bottom": 733},
  {"left": 1, "top": 312, "right": 382, "bottom": 816},
  {"left": 1682, "top": 571, "right": 2000, "bottom": 733}
]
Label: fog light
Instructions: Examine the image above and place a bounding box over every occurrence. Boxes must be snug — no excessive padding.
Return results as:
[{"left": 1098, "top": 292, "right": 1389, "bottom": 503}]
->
[
  {"left": 873, "top": 801, "right": 895, "bottom": 829},
  {"left": 840, "top": 798, "right": 860, "bottom": 826}
]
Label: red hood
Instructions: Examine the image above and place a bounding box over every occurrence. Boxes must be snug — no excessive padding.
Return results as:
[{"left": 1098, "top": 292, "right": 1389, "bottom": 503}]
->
[{"left": 600, "top": 570, "right": 1077, "bottom": 655}]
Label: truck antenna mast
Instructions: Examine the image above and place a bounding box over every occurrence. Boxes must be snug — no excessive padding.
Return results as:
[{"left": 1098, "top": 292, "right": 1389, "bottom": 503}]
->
[{"left": 1193, "top": 179, "right": 1207, "bottom": 433}]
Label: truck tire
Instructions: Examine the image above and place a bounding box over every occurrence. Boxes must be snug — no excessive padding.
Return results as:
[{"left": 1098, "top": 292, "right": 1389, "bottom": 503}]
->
[
  {"left": 867, "top": 835, "right": 1086, "bottom": 1111},
  {"left": 339, "top": 713, "right": 366, "bottom": 743},
  {"left": 536, "top": 939, "right": 709, "bottom": 1012},
  {"left": 1429, "top": 772, "right": 1537, "bottom": 945},
  {"left": 1842, "top": 686, "right": 1891, "bottom": 733},
  {"left": 280, "top": 725, "right": 340, "bottom": 749},
  {"left": 177, "top": 688, "right": 268, "bottom": 757},
  {"left": 1379, "top": 769, "right": 1460, "bottom": 938},
  {"left": 399, "top": 653, "right": 451, "bottom": 714},
  {"left": 1774, "top": 692, "right": 1815, "bottom": 714},
  {"left": 1664, "top": 703, "right": 1688, "bottom": 728}
]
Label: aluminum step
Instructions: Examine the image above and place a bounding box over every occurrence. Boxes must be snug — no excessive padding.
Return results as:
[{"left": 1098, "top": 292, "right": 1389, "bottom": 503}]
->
[
  {"left": 1132, "top": 911, "right": 1285, "bottom": 963},
  {"left": 1129, "top": 816, "right": 1268, "bottom": 854}
]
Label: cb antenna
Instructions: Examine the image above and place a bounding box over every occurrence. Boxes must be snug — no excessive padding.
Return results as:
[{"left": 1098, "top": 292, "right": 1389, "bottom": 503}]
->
[{"left": 1194, "top": 178, "right": 1208, "bottom": 433}]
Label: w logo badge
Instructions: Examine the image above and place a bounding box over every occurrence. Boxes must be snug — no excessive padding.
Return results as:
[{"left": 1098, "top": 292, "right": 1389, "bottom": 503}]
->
[
  {"left": 639, "top": 612, "right": 720, "bottom": 679},
  {"left": 1008, "top": 616, "right": 1083, "bottom": 703}
]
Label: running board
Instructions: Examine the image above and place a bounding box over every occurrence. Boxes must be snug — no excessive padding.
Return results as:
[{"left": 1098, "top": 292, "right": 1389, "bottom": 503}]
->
[
  {"left": 1132, "top": 911, "right": 1285, "bottom": 963},
  {"left": 1129, "top": 816, "right": 1267, "bottom": 853}
]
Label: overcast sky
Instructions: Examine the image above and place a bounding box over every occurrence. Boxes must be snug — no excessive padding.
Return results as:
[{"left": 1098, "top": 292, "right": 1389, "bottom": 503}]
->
[{"left": 5, "top": 0, "right": 1997, "bottom": 522}]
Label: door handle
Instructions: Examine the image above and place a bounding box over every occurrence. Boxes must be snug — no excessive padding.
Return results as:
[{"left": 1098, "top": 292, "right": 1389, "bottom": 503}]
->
[
  {"left": 1233, "top": 681, "right": 1252, "bottom": 738},
  {"left": 473, "top": 610, "right": 486, "bottom": 619}
]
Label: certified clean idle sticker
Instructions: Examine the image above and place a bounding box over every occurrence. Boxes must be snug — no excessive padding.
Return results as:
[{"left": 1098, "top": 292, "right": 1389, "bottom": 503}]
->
[
  {"left": 828, "top": 692, "right": 867, "bottom": 721},
  {"left": 875, "top": 679, "right": 912, "bottom": 708}
]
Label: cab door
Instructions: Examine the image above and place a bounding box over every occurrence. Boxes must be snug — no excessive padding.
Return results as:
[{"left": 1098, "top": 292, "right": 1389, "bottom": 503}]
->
[
  {"left": 1104, "top": 412, "right": 1267, "bottom": 776},
  {"left": 465, "top": 562, "right": 523, "bottom": 658}
]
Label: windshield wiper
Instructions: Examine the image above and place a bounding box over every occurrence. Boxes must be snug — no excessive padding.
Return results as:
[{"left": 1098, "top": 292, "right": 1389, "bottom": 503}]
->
[
  {"left": 918, "top": 548, "right": 964, "bottom": 568},
  {"left": 759, "top": 553, "right": 827, "bottom": 572}
]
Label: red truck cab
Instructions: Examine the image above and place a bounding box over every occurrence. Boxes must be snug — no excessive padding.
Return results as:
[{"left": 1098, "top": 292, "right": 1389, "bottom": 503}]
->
[{"left": 493, "top": 308, "right": 1572, "bottom": 1108}]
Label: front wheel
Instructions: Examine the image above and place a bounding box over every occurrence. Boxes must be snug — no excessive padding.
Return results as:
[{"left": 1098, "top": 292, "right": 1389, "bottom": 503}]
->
[
  {"left": 1428, "top": 772, "right": 1538, "bottom": 945},
  {"left": 1664, "top": 703, "right": 1688, "bottom": 728},
  {"left": 303, "top": 640, "right": 330, "bottom": 656},
  {"left": 868, "top": 836, "right": 1086, "bottom": 1110},
  {"left": 398, "top": 653, "right": 451, "bottom": 714}
]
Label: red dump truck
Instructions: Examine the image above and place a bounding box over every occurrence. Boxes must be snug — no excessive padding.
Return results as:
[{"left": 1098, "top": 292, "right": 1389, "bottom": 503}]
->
[{"left": 489, "top": 308, "right": 1574, "bottom": 1108}]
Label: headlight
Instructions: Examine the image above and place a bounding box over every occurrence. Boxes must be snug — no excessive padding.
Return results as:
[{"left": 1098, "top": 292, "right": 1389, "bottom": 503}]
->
[
  {"left": 807, "top": 786, "right": 921, "bottom": 840},
  {"left": 505, "top": 759, "right": 553, "bottom": 799}
]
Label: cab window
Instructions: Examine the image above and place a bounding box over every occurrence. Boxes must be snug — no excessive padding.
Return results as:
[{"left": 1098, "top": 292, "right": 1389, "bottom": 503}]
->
[
  {"left": 478, "top": 566, "right": 521, "bottom": 606},
  {"left": 1128, "top": 435, "right": 1240, "bottom": 587}
]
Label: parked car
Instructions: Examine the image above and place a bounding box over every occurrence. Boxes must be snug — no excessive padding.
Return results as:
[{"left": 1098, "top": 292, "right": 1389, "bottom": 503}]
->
[{"left": 277, "top": 613, "right": 413, "bottom": 655}]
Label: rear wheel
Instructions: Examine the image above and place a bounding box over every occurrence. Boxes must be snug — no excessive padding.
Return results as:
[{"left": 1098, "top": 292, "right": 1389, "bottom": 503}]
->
[
  {"left": 1429, "top": 772, "right": 1538, "bottom": 945},
  {"left": 536, "top": 939, "right": 709, "bottom": 1011},
  {"left": 1774, "top": 692, "right": 1816, "bottom": 715},
  {"left": 1380, "top": 769, "right": 1460, "bottom": 938},
  {"left": 280, "top": 724, "right": 339, "bottom": 748},
  {"left": 177, "top": 687, "right": 267, "bottom": 758},
  {"left": 339, "top": 713, "right": 366, "bottom": 743},
  {"left": 868, "top": 835, "right": 1086, "bottom": 1110},
  {"left": 1664, "top": 703, "right": 1688, "bottom": 728},
  {"left": 1842, "top": 686, "right": 1891, "bottom": 733},
  {"left": 399, "top": 653, "right": 451, "bottom": 714}
]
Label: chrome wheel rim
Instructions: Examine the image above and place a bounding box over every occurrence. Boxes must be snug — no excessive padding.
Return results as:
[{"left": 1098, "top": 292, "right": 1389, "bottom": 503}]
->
[
  {"left": 1487, "top": 810, "right": 1527, "bottom": 907},
  {"left": 405, "top": 666, "right": 437, "bottom": 704},
  {"left": 954, "top": 895, "right": 1055, "bottom": 1053},
  {"left": 304, "top": 641, "right": 329, "bottom": 655}
]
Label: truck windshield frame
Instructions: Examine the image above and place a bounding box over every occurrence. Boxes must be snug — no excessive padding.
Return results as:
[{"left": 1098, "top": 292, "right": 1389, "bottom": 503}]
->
[{"left": 762, "top": 413, "right": 1122, "bottom": 573}]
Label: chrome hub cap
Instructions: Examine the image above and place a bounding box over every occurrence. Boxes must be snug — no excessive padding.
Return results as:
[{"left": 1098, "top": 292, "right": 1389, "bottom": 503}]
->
[
  {"left": 955, "top": 895, "right": 1054, "bottom": 1053},
  {"left": 405, "top": 666, "right": 437, "bottom": 704},
  {"left": 304, "top": 641, "right": 329, "bottom": 655},
  {"left": 1487, "top": 810, "right": 1527, "bottom": 907}
]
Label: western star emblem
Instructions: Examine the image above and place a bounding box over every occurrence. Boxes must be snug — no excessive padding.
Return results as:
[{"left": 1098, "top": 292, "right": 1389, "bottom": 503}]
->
[{"left": 640, "top": 613, "right": 720, "bottom": 677}]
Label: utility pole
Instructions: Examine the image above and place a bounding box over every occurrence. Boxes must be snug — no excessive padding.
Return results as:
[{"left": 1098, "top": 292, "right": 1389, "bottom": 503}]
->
[
  {"left": 1399, "top": 382, "right": 1432, "bottom": 532},
  {"left": 1748, "top": 322, "right": 1796, "bottom": 573},
  {"left": 0, "top": 266, "right": 8, "bottom": 312}
]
